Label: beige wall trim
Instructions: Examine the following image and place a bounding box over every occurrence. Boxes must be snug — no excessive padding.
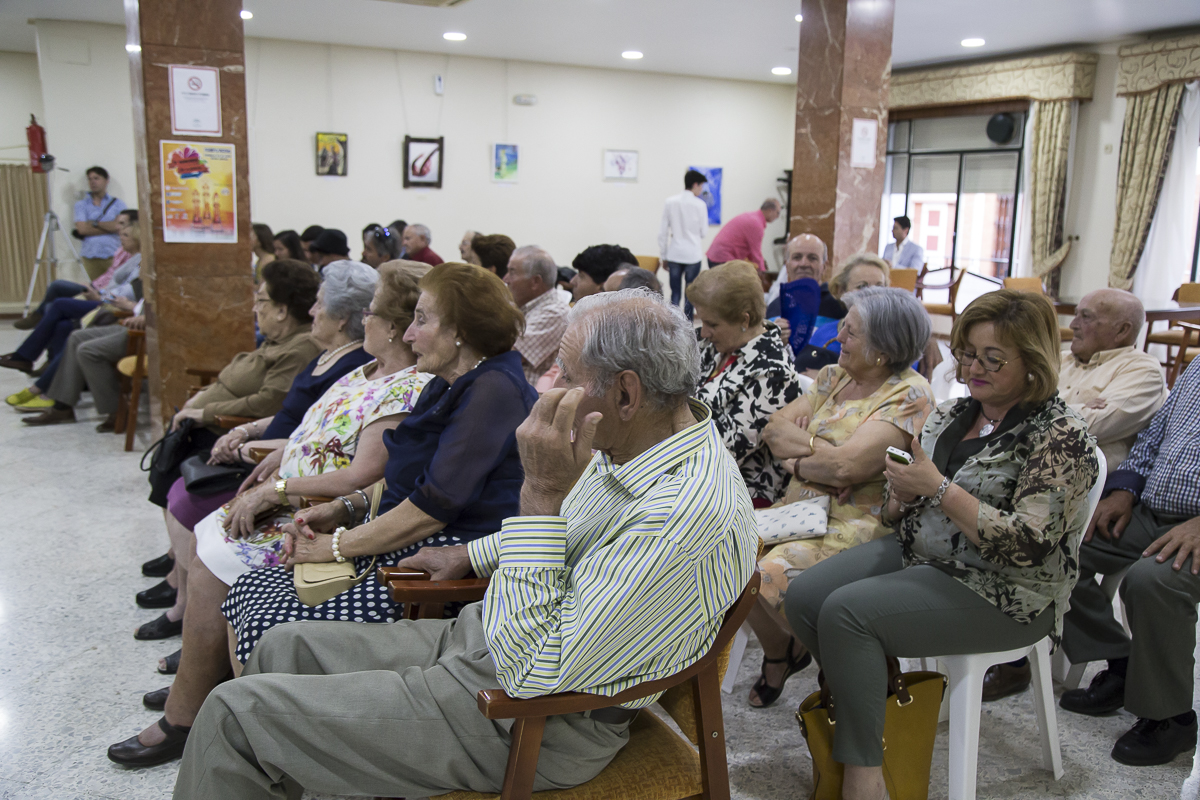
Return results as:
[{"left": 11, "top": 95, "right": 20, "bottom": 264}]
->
[
  {"left": 1116, "top": 33, "right": 1200, "bottom": 96},
  {"left": 890, "top": 52, "right": 1098, "bottom": 110}
]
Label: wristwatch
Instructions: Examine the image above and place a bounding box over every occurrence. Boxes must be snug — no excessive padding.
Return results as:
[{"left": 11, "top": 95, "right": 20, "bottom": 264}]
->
[{"left": 274, "top": 478, "right": 289, "bottom": 506}]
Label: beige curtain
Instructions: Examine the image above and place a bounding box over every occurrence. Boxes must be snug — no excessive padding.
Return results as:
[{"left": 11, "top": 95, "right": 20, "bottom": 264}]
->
[
  {"left": 0, "top": 165, "right": 50, "bottom": 306},
  {"left": 1030, "top": 100, "right": 1074, "bottom": 277},
  {"left": 1109, "top": 82, "right": 1186, "bottom": 289}
]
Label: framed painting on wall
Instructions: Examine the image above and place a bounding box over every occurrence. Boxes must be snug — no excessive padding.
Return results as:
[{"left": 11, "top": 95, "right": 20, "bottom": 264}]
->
[
  {"left": 404, "top": 136, "right": 444, "bottom": 188},
  {"left": 603, "top": 149, "right": 638, "bottom": 181},
  {"left": 689, "top": 165, "right": 723, "bottom": 225},
  {"left": 316, "top": 133, "right": 348, "bottom": 176},
  {"left": 493, "top": 143, "right": 518, "bottom": 182}
]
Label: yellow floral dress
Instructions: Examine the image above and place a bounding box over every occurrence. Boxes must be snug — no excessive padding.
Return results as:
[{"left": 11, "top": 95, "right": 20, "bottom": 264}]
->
[{"left": 759, "top": 364, "right": 934, "bottom": 610}]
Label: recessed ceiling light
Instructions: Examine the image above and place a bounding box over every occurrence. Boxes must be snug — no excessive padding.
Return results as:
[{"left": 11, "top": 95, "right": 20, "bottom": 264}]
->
[
  {"left": 125, "top": 44, "right": 141, "bottom": 53},
  {"left": 443, "top": 32, "right": 466, "bottom": 41},
  {"left": 772, "top": 66, "right": 793, "bottom": 76},
  {"left": 961, "top": 38, "right": 985, "bottom": 47},
  {"left": 622, "top": 51, "right": 643, "bottom": 60},
  {"left": 795, "top": 14, "right": 803, "bottom": 21},
  {"left": 240, "top": 9, "right": 253, "bottom": 19}
]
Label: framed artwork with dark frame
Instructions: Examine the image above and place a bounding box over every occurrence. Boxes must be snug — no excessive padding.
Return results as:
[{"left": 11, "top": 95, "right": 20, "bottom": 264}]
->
[
  {"left": 315, "top": 132, "right": 347, "bottom": 176},
  {"left": 404, "top": 135, "right": 444, "bottom": 188}
]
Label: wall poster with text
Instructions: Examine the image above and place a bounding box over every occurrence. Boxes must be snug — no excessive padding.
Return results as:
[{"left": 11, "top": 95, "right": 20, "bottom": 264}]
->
[{"left": 160, "top": 140, "right": 237, "bottom": 243}]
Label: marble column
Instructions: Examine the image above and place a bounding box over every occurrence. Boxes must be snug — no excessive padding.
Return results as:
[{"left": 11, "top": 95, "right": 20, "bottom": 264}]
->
[
  {"left": 790, "top": 0, "right": 895, "bottom": 271},
  {"left": 124, "top": 0, "right": 255, "bottom": 433}
]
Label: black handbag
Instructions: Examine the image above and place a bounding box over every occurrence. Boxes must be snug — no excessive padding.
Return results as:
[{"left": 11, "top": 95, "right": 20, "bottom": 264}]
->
[
  {"left": 179, "top": 453, "right": 252, "bottom": 496},
  {"left": 141, "top": 418, "right": 197, "bottom": 507}
]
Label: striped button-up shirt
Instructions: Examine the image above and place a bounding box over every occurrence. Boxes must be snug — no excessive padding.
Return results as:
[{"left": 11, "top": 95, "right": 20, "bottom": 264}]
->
[
  {"left": 514, "top": 290, "right": 571, "bottom": 385},
  {"left": 1110, "top": 356, "right": 1200, "bottom": 517},
  {"left": 467, "top": 399, "right": 758, "bottom": 707}
]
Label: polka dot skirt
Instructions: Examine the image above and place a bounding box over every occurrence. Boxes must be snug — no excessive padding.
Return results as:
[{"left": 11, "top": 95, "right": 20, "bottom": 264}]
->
[{"left": 221, "top": 532, "right": 463, "bottom": 664}]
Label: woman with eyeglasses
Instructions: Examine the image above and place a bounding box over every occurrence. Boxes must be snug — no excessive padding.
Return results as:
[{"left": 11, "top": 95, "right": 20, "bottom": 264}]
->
[{"left": 784, "top": 290, "right": 1099, "bottom": 800}]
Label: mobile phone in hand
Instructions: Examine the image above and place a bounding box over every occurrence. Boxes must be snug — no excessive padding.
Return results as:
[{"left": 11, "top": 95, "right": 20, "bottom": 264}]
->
[{"left": 886, "top": 446, "right": 914, "bottom": 465}]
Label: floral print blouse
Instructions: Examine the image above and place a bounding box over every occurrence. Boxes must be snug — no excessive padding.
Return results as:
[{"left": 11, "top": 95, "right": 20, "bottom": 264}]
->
[
  {"left": 891, "top": 394, "right": 1098, "bottom": 646},
  {"left": 694, "top": 323, "right": 803, "bottom": 503},
  {"left": 280, "top": 363, "right": 431, "bottom": 478}
]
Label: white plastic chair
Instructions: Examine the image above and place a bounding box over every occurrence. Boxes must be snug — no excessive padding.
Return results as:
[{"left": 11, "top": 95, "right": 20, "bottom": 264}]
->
[{"left": 926, "top": 448, "right": 1106, "bottom": 800}]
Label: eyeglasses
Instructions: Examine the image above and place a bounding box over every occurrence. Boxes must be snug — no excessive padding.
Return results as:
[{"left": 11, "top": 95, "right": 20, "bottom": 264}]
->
[
  {"left": 252, "top": 293, "right": 271, "bottom": 306},
  {"left": 361, "top": 309, "right": 378, "bottom": 321},
  {"left": 951, "top": 348, "right": 1008, "bottom": 373}
]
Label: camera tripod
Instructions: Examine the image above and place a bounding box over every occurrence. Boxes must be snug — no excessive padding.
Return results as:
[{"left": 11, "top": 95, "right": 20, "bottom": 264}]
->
[{"left": 23, "top": 163, "right": 80, "bottom": 318}]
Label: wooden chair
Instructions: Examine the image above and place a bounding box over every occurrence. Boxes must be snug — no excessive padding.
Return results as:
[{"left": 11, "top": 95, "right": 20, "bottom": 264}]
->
[
  {"left": 634, "top": 255, "right": 661, "bottom": 274},
  {"left": 1002, "top": 277, "right": 1073, "bottom": 342},
  {"left": 378, "top": 570, "right": 761, "bottom": 800},
  {"left": 916, "top": 267, "right": 965, "bottom": 328},
  {"left": 889, "top": 268, "right": 919, "bottom": 293},
  {"left": 1144, "top": 284, "right": 1200, "bottom": 366},
  {"left": 114, "top": 330, "right": 146, "bottom": 452},
  {"left": 1165, "top": 321, "right": 1200, "bottom": 388}
]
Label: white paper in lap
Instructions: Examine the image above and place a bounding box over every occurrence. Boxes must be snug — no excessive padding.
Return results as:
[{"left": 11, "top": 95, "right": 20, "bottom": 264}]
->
[{"left": 753, "top": 495, "right": 830, "bottom": 545}]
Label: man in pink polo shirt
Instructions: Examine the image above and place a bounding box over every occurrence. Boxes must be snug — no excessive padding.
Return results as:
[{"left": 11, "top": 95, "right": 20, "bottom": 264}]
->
[{"left": 706, "top": 198, "right": 781, "bottom": 272}]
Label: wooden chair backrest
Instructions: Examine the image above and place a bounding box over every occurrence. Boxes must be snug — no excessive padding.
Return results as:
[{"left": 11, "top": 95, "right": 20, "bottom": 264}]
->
[
  {"left": 1004, "top": 276, "right": 1045, "bottom": 294},
  {"left": 635, "top": 255, "right": 661, "bottom": 273},
  {"left": 1178, "top": 283, "right": 1200, "bottom": 303},
  {"left": 889, "top": 268, "right": 918, "bottom": 292}
]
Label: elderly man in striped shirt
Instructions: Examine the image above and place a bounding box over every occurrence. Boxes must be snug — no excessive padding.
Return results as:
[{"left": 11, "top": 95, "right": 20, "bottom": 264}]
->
[{"left": 172, "top": 289, "right": 759, "bottom": 800}]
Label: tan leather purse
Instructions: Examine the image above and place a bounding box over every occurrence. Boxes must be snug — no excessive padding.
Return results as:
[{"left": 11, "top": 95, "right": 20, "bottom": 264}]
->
[
  {"left": 293, "top": 480, "right": 384, "bottom": 607},
  {"left": 797, "top": 659, "right": 946, "bottom": 800}
]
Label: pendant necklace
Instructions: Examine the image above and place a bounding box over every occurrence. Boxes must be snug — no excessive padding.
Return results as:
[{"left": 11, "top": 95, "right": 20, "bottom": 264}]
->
[{"left": 979, "top": 412, "right": 1002, "bottom": 437}]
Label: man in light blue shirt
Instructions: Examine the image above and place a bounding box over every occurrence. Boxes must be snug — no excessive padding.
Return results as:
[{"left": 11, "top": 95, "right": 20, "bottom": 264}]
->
[
  {"left": 73, "top": 166, "right": 127, "bottom": 280},
  {"left": 881, "top": 215, "right": 925, "bottom": 270}
]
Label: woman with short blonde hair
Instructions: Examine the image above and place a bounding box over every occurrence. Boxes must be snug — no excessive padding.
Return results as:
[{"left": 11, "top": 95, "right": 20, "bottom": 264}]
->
[
  {"left": 688, "top": 260, "right": 802, "bottom": 505},
  {"left": 829, "top": 254, "right": 891, "bottom": 300}
]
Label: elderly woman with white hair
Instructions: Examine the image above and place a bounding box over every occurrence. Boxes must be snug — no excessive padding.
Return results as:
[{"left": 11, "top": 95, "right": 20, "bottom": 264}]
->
[{"left": 745, "top": 287, "right": 936, "bottom": 707}]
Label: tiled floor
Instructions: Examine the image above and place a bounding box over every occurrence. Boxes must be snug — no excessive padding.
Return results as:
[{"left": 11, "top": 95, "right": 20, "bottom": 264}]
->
[{"left": 0, "top": 319, "right": 1194, "bottom": 799}]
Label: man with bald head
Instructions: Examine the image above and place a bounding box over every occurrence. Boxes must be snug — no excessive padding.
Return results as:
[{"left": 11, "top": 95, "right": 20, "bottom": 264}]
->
[
  {"left": 765, "top": 233, "right": 845, "bottom": 325},
  {"left": 983, "top": 287, "right": 1168, "bottom": 704}
]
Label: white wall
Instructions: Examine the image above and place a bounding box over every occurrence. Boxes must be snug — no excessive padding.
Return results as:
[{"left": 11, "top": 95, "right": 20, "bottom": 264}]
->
[
  {"left": 1059, "top": 51, "right": 1126, "bottom": 301},
  {"left": 0, "top": 51, "right": 44, "bottom": 164},
  {"left": 32, "top": 20, "right": 137, "bottom": 282},
  {"left": 243, "top": 38, "right": 794, "bottom": 266}
]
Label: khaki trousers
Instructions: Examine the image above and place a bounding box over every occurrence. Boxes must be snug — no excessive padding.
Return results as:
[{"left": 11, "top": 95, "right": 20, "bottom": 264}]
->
[
  {"left": 46, "top": 325, "right": 127, "bottom": 413},
  {"left": 172, "top": 603, "right": 629, "bottom": 800},
  {"left": 80, "top": 257, "right": 111, "bottom": 281},
  {"left": 1062, "top": 503, "right": 1200, "bottom": 720}
]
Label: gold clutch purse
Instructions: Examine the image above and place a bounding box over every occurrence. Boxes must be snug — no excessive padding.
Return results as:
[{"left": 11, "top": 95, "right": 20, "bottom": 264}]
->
[{"left": 293, "top": 480, "right": 384, "bottom": 607}]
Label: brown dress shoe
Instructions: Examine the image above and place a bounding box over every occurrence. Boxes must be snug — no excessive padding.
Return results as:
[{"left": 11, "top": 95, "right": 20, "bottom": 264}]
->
[
  {"left": 22, "top": 406, "right": 76, "bottom": 426},
  {"left": 982, "top": 660, "right": 1032, "bottom": 702},
  {"left": 12, "top": 313, "right": 41, "bottom": 330},
  {"left": 0, "top": 354, "right": 35, "bottom": 374}
]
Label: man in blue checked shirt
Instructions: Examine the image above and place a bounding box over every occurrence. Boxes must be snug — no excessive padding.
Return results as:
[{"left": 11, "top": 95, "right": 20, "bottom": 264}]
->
[
  {"left": 73, "top": 166, "right": 127, "bottom": 281},
  {"left": 1059, "top": 356, "right": 1200, "bottom": 767},
  {"left": 172, "top": 288, "right": 758, "bottom": 800}
]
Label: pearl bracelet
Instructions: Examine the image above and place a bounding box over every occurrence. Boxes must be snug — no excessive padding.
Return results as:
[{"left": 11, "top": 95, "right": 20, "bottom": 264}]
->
[{"left": 332, "top": 526, "right": 347, "bottom": 563}]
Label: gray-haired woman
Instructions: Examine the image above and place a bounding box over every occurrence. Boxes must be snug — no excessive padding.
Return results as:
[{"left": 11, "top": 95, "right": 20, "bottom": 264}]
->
[{"left": 746, "top": 287, "right": 937, "bottom": 707}]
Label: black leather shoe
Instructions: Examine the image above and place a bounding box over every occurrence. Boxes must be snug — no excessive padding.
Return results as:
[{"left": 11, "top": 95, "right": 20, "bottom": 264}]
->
[
  {"left": 107, "top": 717, "right": 190, "bottom": 767},
  {"left": 1060, "top": 669, "right": 1125, "bottom": 716},
  {"left": 143, "top": 686, "right": 170, "bottom": 711},
  {"left": 136, "top": 579, "right": 177, "bottom": 609},
  {"left": 1112, "top": 716, "right": 1198, "bottom": 766},
  {"left": 982, "top": 660, "right": 1032, "bottom": 702},
  {"left": 142, "top": 553, "right": 175, "bottom": 578},
  {"left": 134, "top": 613, "right": 183, "bottom": 641}
]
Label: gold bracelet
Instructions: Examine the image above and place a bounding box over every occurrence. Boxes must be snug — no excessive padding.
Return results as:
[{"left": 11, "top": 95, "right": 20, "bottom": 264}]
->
[{"left": 274, "top": 478, "right": 289, "bottom": 506}]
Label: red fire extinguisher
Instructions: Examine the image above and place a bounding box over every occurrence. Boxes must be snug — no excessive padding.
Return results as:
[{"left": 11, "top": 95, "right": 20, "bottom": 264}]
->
[{"left": 27, "top": 115, "right": 47, "bottom": 173}]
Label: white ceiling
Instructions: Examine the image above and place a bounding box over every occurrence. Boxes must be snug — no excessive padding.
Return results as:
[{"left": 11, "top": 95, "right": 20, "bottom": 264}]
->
[{"left": 2, "top": 0, "right": 1199, "bottom": 83}]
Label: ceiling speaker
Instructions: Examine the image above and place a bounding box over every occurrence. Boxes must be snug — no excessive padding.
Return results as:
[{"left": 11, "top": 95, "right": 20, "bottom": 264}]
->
[{"left": 986, "top": 113, "right": 1016, "bottom": 145}]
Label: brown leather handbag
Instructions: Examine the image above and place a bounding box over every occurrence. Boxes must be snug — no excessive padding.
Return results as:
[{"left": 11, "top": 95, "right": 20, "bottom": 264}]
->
[{"left": 796, "top": 657, "right": 946, "bottom": 800}]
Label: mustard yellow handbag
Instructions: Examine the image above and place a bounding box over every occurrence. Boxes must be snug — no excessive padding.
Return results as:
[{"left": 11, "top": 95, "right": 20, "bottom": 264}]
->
[
  {"left": 293, "top": 480, "right": 383, "bottom": 607},
  {"left": 797, "top": 659, "right": 946, "bottom": 800}
]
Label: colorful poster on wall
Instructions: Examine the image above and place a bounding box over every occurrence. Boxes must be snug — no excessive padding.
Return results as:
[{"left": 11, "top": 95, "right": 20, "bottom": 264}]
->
[
  {"left": 316, "top": 133, "right": 347, "bottom": 176},
  {"left": 689, "top": 165, "right": 723, "bottom": 225},
  {"left": 160, "top": 140, "right": 237, "bottom": 243},
  {"left": 493, "top": 143, "right": 518, "bottom": 182}
]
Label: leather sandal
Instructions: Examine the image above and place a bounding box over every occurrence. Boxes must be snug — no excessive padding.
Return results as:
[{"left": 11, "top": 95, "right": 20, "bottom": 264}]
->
[
  {"left": 143, "top": 686, "right": 170, "bottom": 711},
  {"left": 134, "top": 613, "right": 182, "bottom": 641},
  {"left": 158, "top": 648, "right": 182, "bottom": 675},
  {"left": 107, "top": 716, "right": 191, "bottom": 767},
  {"left": 750, "top": 637, "right": 812, "bottom": 708}
]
